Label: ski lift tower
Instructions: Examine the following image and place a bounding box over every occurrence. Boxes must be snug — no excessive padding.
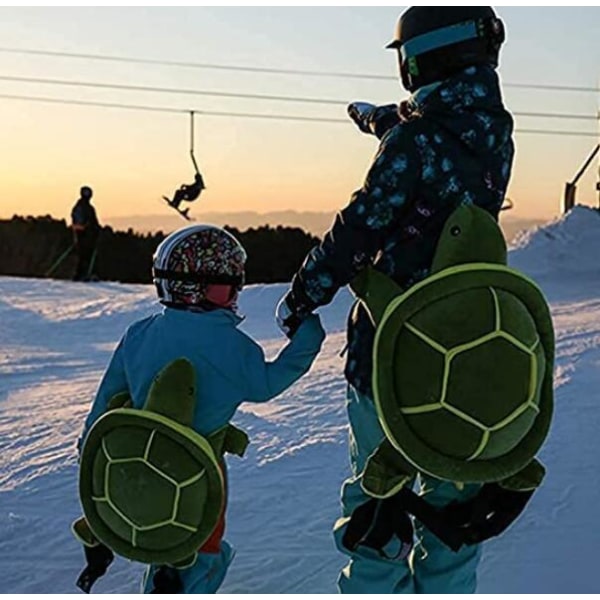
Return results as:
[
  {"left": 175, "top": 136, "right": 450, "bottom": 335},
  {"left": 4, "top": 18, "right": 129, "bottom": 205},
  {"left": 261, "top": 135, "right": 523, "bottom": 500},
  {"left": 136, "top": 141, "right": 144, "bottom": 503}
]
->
[
  {"left": 597, "top": 156, "right": 600, "bottom": 210},
  {"left": 562, "top": 143, "right": 599, "bottom": 214}
]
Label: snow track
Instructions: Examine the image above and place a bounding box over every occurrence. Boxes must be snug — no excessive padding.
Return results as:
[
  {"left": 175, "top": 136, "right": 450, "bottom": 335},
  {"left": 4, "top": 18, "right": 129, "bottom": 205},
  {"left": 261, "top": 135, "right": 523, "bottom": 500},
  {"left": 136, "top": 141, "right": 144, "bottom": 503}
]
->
[{"left": 1, "top": 207, "right": 599, "bottom": 592}]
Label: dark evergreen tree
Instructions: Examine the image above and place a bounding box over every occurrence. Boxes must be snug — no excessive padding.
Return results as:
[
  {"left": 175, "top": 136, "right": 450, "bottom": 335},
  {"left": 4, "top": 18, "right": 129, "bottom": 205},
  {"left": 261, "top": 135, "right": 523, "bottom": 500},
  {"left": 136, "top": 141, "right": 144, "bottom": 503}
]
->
[{"left": 0, "top": 216, "right": 320, "bottom": 285}]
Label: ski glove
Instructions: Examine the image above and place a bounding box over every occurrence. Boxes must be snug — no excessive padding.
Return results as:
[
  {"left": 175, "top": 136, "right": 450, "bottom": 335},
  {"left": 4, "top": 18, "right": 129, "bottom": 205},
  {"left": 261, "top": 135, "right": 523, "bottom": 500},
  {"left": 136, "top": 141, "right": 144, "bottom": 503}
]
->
[
  {"left": 384, "top": 485, "right": 535, "bottom": 553},
  {"left": 347, "top": 102, "right": 378, "bottom": 134},
  {"left": 347, "top": 102, "right": 401, "bottom": 139},
  {"left": 342, "top": 496, "right": 414, "bottom": 561},
  {"left": 76, "top": 544, "right": 114, "bottom": 594},
  {"left": 439, "top": 483, "right": 535, "bottom": 547},
  {"left": 343, "top": 483, "right": 535, "bottom": 559},
  {"left": 276, "top": 293, "right": 306, "bottom": 338},
  {"left": 150, "top": 566, "right": 183, "bottom": 594}
]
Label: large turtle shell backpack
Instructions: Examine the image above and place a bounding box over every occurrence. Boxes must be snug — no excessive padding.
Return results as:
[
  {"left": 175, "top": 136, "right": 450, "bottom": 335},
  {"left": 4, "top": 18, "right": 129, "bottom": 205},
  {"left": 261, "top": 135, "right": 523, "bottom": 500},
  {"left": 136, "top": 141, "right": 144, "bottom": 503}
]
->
[
  {"left": 72, "top": 358, "right": 248, "bottom": 592},
  {"left": 343, "top": 204, "right": 555, "bottom": 556}
]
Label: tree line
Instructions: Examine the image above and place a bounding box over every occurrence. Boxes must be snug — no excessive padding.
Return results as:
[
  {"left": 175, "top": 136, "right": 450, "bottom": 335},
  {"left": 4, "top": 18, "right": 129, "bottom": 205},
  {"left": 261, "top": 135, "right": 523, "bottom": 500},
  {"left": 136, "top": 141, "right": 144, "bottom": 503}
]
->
[{"left": 0, "top": 215, "right": 320, "bottom": 285}]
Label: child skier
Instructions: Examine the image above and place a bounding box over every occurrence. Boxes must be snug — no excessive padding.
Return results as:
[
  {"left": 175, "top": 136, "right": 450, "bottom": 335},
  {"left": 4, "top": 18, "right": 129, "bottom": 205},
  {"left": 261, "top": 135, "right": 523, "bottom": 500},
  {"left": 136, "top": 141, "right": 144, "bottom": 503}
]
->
[{"left": 76, "top": 224, "right": 325, "bottom": 594}]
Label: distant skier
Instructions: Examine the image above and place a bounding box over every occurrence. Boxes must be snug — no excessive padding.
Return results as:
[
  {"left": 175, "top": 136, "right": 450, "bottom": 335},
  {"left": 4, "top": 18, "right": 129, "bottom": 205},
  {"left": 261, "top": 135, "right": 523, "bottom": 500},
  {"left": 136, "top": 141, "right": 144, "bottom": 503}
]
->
[
  {"left": 276, "top": 6, "right": 517, "bottom": 594},
  {"left": 71, "top": 186, "right": 100, "bottom": 281},
  {"left": 74, "top": 225, "right": 325, "bottom": 593}
]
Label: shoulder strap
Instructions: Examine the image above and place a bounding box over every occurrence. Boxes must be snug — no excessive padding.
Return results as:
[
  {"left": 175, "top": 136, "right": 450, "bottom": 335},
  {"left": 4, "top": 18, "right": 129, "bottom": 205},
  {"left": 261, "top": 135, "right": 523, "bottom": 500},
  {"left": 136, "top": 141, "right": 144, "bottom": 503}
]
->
[
  {"left": 208, "top": 424, "right": 249, "bottom": 458},
  {"left": 361, "top": 439, "right": 417, "bottom": 498}
]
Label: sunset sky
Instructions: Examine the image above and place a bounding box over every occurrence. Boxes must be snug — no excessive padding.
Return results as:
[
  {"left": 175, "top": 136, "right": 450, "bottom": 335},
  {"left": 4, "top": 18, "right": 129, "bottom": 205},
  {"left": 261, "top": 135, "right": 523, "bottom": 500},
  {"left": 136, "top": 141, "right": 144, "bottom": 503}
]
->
[{"left": 0, "top": 6, "right": 598, "bottom": 229}]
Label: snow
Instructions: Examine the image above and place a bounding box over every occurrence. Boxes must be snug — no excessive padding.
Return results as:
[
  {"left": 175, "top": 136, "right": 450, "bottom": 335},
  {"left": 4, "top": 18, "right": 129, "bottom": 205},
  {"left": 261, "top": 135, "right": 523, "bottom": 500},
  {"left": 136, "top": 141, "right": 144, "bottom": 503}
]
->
[
  {"left": 1, "top": 205, "right": 600, "bottom": 593},
  {"left": 510, "top": 205, "right": 600, "bottom": 301}
]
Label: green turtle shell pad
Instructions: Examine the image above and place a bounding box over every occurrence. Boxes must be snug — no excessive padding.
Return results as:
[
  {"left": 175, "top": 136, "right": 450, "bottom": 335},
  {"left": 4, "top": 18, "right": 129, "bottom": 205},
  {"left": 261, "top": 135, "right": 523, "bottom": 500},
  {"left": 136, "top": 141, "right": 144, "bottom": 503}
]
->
[
  {"left": 80, "top": 408, "right": 224, "bottom": 565},
  {"left": 373, "top": 263, "right": 554, "bottom": 484}
]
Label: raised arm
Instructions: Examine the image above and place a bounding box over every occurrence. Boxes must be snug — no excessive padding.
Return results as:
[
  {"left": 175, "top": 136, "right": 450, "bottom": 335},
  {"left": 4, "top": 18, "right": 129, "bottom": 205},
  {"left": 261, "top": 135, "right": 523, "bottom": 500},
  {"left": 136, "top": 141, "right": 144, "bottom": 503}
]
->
[{"left": 284, "top": 126, "right": 419, "bottom": 318}]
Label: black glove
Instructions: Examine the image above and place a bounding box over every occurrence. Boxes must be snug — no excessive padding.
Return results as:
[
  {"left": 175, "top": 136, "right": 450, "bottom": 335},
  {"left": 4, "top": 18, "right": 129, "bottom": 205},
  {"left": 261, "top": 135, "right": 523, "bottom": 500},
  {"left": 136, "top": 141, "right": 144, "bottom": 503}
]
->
[
  {"left": 342, "top": 497, "right": 414, "bottom": 561},
  {"left": 347, "top": 102, "right": 401, "bottom": 139},
  {"left": 150, "top": 566, "right": 183, "bottom": 594},
  {"left": 76, "top": 544, "right": 114, "bottom": 594},
  {"left": 400, "top": 484, "right": 535, "bottom": 551},
  {"left": 441, "top": 483, "right": 534, "bottom": 546},
  {"left": 344, "top": 484, "right": 536, "bottom": 557},
  {"left": 276, "top": 293, "right": 306, "bottom": 338}
]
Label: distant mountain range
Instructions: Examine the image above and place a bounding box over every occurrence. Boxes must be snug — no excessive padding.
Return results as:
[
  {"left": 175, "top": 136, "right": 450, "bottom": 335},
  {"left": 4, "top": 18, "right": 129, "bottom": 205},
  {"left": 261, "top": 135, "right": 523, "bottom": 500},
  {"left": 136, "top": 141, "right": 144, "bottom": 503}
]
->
[
  {"left": 104, "top": 210, "right": 548, "bottom": 244},
  {"left": 105, "top": 211, "right": 336, "bottom": 237}
]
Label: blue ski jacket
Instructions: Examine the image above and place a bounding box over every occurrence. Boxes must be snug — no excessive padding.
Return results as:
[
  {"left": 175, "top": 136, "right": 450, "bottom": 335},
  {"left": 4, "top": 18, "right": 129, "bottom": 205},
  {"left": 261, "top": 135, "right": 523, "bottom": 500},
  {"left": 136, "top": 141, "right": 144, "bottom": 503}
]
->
[{"left": 81, "top": 307, "right": 325, "bottom": 441}]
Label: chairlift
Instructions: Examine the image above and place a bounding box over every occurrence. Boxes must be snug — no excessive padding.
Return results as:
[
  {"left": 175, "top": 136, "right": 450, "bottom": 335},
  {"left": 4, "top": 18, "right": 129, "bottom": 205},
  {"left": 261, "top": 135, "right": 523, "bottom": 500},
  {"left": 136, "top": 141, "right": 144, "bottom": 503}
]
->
[{"left": 162, "top": 111, "right": 206, "bottom": 221}]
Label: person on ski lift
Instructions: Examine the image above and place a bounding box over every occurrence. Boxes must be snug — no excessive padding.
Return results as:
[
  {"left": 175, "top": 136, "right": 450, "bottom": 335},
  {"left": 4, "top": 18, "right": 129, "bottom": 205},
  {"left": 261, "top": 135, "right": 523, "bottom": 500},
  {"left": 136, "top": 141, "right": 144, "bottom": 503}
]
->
[
  {"left": 164, "top": 172, "right": 206, "bottom": 218},
  {"left": 71, "top": 186, "right": 101, "bottom": 282},
  {"left": 276, "top": 6, "right": 523, "bottom": 594}
]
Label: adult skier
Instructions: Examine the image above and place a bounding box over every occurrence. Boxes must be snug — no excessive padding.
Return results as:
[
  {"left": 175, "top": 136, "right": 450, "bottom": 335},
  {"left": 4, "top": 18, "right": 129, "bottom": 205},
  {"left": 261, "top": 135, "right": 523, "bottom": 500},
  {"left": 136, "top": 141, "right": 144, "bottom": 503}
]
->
[
  {"left": 276, "top": 6, "right": 517, "bottom": 594},
  {"left": 71, "top": 186, "right": 101, "bottom": 281}
]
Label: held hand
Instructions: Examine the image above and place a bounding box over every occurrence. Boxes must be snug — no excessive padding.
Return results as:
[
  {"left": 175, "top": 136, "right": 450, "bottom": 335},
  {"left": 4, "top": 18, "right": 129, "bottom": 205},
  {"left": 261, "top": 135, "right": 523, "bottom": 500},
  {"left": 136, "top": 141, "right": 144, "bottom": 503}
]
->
[{"left": 276, "top": 294, "right": 304, "bottom": 339}]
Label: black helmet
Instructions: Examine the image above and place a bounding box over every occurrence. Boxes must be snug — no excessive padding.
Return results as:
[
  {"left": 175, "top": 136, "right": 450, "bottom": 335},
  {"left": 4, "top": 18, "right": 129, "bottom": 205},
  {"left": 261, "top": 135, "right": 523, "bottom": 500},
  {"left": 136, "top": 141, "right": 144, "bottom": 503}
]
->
[
  {"left": 387, "top": 7, "right": 506, "bottom": 92},
  {"left": 80, "top": 186, "right": 93, "bottom": 200}
]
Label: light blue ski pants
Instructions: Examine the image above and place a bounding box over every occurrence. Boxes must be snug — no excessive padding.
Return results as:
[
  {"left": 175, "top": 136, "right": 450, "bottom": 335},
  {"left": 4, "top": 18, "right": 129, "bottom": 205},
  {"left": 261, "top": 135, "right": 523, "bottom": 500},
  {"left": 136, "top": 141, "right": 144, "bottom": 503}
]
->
[
  {"left": 142, "top": 542, "right": 234, "bottom": 594},
  {"left": 333, "top": 386, "right": 482, "bottom": 594}
]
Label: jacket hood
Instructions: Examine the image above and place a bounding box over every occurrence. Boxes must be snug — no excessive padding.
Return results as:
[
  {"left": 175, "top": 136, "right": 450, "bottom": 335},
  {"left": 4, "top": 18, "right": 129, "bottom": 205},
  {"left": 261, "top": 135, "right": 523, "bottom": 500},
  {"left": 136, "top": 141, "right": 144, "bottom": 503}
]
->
[{"left": 410, "top": 65, "right": 514, "bottom": 157}]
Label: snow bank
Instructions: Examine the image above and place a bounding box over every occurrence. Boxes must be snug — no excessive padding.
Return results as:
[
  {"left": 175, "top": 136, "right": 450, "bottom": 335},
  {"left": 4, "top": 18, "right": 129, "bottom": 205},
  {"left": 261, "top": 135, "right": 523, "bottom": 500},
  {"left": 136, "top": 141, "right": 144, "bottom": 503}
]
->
[
  {"left": 1, "top": 208, "right": 600, "bottom": 593},
  {"left": 510, "top": 205, "right": 600, "bottom": 283}
]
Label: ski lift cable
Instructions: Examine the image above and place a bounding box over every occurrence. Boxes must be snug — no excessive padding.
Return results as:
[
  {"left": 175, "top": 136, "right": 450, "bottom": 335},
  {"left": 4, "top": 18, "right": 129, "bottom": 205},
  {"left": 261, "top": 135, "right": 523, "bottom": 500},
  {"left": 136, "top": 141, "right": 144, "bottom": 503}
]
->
[
  {"left": 0, "top": 73, "right": 348, "bottom": 107},
  {"left": 0, "top": 73, "right": 597, "bottom": 121},
  {"left": 190, "top": 111, "right": 200, "bottom": 175},
  {"left": 0, "top": 92, "right": 345, "bottom": 122},
  {"left": 0, "top": 46, "right": 598, "bottom": 94},
  {"left": 0, "top": 92, "right": 598, "bottom": 138}
]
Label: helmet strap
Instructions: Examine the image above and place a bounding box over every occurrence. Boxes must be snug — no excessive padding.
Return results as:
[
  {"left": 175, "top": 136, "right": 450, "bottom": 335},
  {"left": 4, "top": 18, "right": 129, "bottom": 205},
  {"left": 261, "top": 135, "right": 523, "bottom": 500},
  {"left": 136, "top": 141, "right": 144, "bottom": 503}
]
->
[
  {"left": 204, "top": 284, "right": 238, "bottom": 308},
  {"left": 161, "top": 286, "right": 239, "bottom": 313}
]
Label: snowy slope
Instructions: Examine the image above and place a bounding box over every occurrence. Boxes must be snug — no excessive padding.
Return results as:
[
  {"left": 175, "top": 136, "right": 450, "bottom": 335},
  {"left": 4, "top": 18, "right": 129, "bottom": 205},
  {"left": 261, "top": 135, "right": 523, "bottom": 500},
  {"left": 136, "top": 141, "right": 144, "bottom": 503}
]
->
[
  {"left": 510, "top": 205, "right": 600, "bottom": 299},
  {"left": 1, "top": 206, "right": 599, "bottom": 593}
]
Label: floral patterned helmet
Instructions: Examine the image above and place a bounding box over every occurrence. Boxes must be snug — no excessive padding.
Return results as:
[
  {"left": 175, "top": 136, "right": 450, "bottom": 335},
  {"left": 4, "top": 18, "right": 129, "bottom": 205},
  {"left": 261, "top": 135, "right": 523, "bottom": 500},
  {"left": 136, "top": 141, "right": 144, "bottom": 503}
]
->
[{"left": 152, "top": 225, "right": 247, "bottom": 308}]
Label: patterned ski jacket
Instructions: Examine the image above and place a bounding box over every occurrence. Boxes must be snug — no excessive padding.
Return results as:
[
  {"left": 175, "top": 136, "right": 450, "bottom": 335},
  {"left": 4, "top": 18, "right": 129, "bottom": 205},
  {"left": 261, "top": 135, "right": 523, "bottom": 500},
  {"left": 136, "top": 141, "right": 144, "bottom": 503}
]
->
[{"left": 287, "top": 65, "right": 515, "bottom": 396}]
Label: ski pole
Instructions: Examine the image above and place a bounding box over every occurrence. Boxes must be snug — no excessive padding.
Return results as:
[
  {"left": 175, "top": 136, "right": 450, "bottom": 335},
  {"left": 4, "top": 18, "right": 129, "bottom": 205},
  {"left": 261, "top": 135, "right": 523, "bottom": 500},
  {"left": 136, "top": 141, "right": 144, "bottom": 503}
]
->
[
  {"left": 86, "top": 247, "right": 98, "bottom": 280},
  {"left": 45, "top": 243, "right": 74, "bottom": 277}
]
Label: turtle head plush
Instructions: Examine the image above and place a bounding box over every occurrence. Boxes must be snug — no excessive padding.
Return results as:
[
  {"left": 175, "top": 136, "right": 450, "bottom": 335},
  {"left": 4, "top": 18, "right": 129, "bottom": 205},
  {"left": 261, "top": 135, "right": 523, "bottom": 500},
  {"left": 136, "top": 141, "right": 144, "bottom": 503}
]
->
[
  {"left": 431, "top": 203, "right": 507, "bottom": 273},
  {"left": 144, "top": 358, "right": 196, "bottom": 427},
  {"left": 351, "top": 204, "right": 508, "bottom": 328}
]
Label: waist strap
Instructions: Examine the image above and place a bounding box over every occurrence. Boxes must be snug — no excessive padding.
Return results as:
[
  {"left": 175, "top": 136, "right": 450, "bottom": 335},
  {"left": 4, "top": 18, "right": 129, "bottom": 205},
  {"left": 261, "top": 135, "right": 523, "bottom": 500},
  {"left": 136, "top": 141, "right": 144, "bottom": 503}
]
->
[{"left": 343, "top": 482, "right": 536, "bottom": 558}]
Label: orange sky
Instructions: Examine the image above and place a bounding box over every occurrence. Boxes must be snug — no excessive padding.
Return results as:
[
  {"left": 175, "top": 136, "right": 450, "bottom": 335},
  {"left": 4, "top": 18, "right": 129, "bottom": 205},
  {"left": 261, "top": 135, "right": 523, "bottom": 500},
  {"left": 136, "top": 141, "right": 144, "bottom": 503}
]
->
[
  {"left": 0, "top": 7, "right": 598, "bottom": 226},
  {"left": 2, "top": 101, "right": 597, "bottom": 223}
]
